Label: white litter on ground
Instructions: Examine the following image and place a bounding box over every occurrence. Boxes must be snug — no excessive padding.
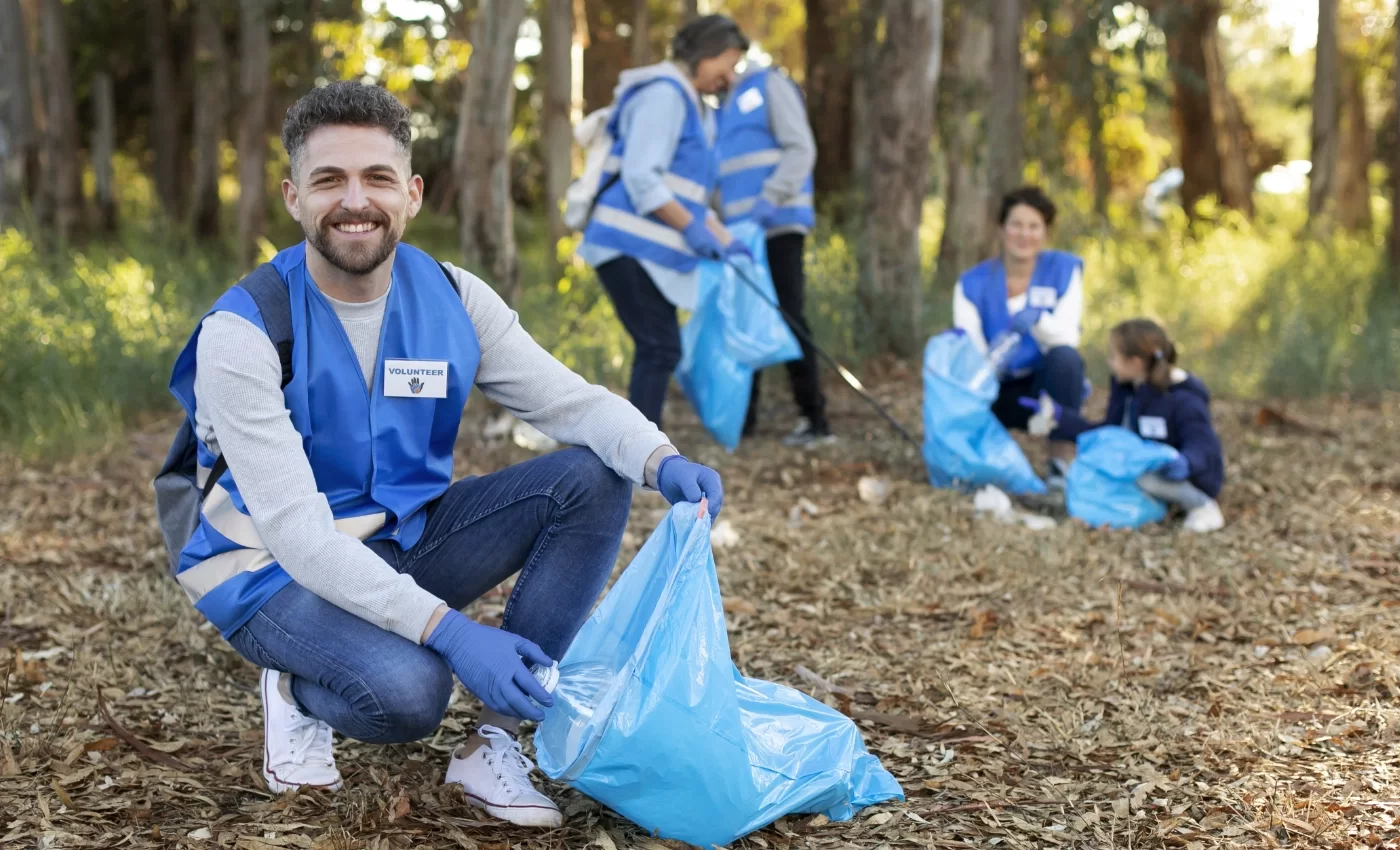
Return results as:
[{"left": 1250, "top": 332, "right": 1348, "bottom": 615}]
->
[
  {"left": 973, "top": 486, "right": 1057, "bottom": 531},
  {"left": 710, "top": 519, "right": 741, "bottom": 548},
  {"left": 857, "top": 476, "right": 891, "bottom": 506}
]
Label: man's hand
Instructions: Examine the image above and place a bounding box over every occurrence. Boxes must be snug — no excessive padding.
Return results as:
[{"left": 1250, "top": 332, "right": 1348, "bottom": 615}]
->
[
  {"left": 425, "top": 609, "right": 555, "bottom": 722},
  {"left": 1010, "top": 308, "right": 1044, "bottom": 336},
  {"left": 657, "top": 455, "right": 724, "bottom": 520}
]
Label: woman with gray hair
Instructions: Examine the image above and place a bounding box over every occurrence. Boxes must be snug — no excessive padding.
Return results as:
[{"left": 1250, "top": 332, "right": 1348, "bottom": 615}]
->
[{"left": 579, "top": 14, "right": 751, "bottom": 428}]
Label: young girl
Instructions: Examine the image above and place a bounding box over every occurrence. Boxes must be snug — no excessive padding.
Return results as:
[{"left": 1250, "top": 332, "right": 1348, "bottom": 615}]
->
[{"left": 1019, "top": 318, "right": 1226, "bottom": 532}]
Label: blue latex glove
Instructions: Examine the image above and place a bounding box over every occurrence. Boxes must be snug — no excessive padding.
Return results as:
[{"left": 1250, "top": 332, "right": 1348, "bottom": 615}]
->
[
  {"left": 723, "top": 237, "right": 753, "bottom": 261},
  {"left": 425, "top": 609, "right": 555, "bottom": 722},
  {"left": 657, "top": 454, "right": 724, "bottom": 520},
  {"left": 1157, "top": 455, "right": 1190, "bottom": 482},
  {"left": 1010, "top": 308, "right": 1045, "bottom": 336},
  {"left": 748, "top": 198, "right": 778, "bottom": 227},
  {"left": 682, "top": 217, "right": 724, "bottom": 260},
  {"left": 1017, "top": 394, "right": 1062, "bottom": 437}
]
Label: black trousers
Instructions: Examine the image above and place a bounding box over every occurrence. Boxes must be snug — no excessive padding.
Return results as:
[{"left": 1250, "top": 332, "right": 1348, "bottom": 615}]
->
[
  {"left": 595, "top": 256, "right": 680, "bottom": 428},
  {"left": 748, "top": 233, "right": 827, "bottom": 429}
]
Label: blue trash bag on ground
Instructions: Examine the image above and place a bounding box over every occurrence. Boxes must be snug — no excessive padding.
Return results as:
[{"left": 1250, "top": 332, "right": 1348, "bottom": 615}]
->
[
  {"left": 921, "top": 331, "right": 1046, "bottom": 495},
  {"left": 677, "top": 221, "right": 801, "bottom": 450},
  {"left": 534, "top": 502, "right": 903, "bottom": 846},
  {"left": 1066, "top": 426, "right": 1181, "bottom": 528}
]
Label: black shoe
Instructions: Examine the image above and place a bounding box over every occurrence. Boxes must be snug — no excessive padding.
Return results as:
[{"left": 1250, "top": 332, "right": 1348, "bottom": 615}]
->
[{"left": 782, "top": 418, "right": 838, "bottom": 448}]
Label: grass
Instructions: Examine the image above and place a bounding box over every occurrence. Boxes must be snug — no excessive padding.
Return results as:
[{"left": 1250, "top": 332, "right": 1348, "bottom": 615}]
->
[{"left": 1, "top": 192, "right": 1397, "bottom": 459}]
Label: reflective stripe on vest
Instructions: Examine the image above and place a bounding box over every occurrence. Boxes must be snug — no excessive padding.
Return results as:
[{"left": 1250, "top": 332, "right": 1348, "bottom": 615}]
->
[
  {"left": 166, "top": 242, "right": 481, "bottom": 637},
  {"left": 716, "top": 69, "right": 816, "bottom": 230},
  {"left": 583, "top": 70, "right": 717, "bottom": 272}
]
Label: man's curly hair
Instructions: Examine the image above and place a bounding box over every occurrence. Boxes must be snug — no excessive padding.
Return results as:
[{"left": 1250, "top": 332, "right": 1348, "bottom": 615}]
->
[{"left": 281, "top": 81, "right": 412, "bottom": 180}]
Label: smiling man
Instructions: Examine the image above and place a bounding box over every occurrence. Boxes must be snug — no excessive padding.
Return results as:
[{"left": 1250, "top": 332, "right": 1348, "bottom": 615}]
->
[{"left": 161, "top": 82, "right": 723, "bottom": 827}]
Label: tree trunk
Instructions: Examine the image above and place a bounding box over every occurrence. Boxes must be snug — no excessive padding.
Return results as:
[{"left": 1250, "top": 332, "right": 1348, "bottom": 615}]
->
[
  {"left": 38, "top": 0, "right": 83, "bottom": 241},
  {"left": 1391, "top": 8, "right": 1400, "bottom": 271},
  {"left": 91, "top": 71, "right": 117, "bottom": 233},
  {"left": 0, "top": 0, "right": 36, "bottom": 226},
  {"left": 146, "top": 0, "right": 182, "bottom": 218},
  {"left": 805, "top": 0, "right": 856, "bottom": 204},
  {"left": 191, "top": 0, "right": 229, "bottom": 240},
  {"left": 456, "top": 0, "right": 526, "bottom": 303},
  {"left": 236, "top": 0, "right": 269, "bottom": 269},
  {"left": 682, "top": 0, "right": 698, "bottom": 23},
  {"left": 1161, "top": 0, "right": 1251, "bottom": 218},
  {"left": 863, "top": 0, "right": 944, "bottom": 357},
  {"left": 542, "top": 0, "right": 574, "bottom": 254},
  {"left": 19, "top": 0, "right": 51, "bottom": 229},
  {"left": 582, "top": 0, "right": 631, "bottom": 114},
  {"left": 1308, "top": 0, "right": 1339, "bottom": 223},
  {"left": 934, "top": 1, "right": 993, "bottom": 295},
  {"left": 632, "top": 0, "right": 651, "bottom": 67},
  {"left": 1335, "top": 55, "right": 1372, "bottom": 231},
  {"left": 982, "top": 0, "right": 1023, "bottom": 255},
  {"left": 1088, "top": 71, "right": 1111, "bottom": 221}
]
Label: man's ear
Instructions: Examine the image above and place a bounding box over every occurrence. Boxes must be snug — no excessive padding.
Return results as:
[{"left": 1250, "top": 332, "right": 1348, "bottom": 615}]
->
[
  {"left": 282, "top": 178, "right": 301, "bottom": 222},
  {"left": 405, "top": 174, "right": 424, "bottom": 219}
]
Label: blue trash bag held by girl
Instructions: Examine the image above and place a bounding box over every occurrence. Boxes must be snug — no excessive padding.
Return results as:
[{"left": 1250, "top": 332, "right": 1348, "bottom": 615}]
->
[
  {"left": 534, "top": 503, "right": 903, "bottom": 846},
  {"left": 1066, "top": 426, "right": 1181, "bottom": 528},
  {"left": 677, "top": 221, "right": 801, "bottom": 450},
  {"left": 921, "top": 331, "right": 1046, "bottom": 495}
]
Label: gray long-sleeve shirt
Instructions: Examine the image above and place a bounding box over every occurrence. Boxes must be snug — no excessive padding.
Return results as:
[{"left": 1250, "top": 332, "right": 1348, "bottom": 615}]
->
[{"left": 193, "top": 260, "right": 675, "bottom": 644}]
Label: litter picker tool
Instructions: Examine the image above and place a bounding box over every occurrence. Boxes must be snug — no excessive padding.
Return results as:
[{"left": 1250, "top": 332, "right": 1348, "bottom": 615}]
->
[{"left": 724, "top": 258, "right": 922, "bottom": 452}]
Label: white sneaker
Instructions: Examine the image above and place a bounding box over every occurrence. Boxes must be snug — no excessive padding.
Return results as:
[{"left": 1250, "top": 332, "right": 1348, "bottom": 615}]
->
[
  {"left": 446, "top": 726, "right": 563, "bottom": 828},
  {"left": 260, "top": 668, "right": 342, "bottom": 794},
  {"left": 1183, "top": 500, "right": 1225, "bottom": 533}
]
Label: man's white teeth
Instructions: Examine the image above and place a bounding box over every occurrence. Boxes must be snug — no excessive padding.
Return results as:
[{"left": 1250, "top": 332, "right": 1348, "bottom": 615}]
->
[{"left": 336, "top": 222, "right": 378, "bottom": 233}]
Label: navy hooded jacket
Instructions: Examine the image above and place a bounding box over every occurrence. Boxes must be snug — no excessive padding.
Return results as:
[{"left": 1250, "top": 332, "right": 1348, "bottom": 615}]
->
[{"left": 1058, "top": 370, "right": 1225, "bottom": 498}]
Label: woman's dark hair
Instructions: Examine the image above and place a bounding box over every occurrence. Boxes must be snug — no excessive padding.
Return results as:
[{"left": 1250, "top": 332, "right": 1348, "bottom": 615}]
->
[
  {"left": 998, "top": 186, "right": 1057, "bottom": 227},
  {"left": 671, "top": 14, "right": 749, "bottom": 68},
  {"left": 1111, "top": 318, "right": 1177, "bottom": 391}
]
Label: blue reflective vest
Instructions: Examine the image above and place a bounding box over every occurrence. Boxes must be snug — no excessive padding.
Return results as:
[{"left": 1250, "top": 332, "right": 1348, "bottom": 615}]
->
[
  {"left": 166, "top": 243, "right": 480, "bottom": 636},
  {"left": 960, "top": 249, "right": 1082, "bottom": 376},
  {"left": 716, "top": 68, "right": 815, "bottom": 230},
  {"left": 582, "top": 68, "right": 717, "bottom": 272}
]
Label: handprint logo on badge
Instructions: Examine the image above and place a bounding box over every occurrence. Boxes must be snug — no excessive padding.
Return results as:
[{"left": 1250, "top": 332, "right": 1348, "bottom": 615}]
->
[{"left": 408, "top": 376, "right": 424, "bottom": 395}]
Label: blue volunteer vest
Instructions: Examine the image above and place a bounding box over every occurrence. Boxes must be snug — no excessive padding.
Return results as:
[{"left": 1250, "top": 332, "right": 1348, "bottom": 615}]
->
[
  {"left": 167, "top": 242, "right": 480, "bottom": 636},
  {"left": 717, "top": 69, "right": 816, "bottom": 230},
  {"left": 582, "top": 72, "right": 717, "bottom": 272},
  {"left": 961, "top": 249, "right": 1082, "bottom": 376}
]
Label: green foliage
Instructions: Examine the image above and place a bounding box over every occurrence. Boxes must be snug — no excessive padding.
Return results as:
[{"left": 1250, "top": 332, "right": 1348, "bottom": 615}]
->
[{"left": 0, "top": 226, "right": 235, "bottom": 458}]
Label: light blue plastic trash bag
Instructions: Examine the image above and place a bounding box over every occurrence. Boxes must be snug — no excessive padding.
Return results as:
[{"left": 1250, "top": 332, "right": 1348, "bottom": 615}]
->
[
  {"left": 921, "top": 331, "right": 1046, "bottom": 495},
  {"left": 677, "top": 221, "right": 801, "bottom": 450},
  {"left": 1066, "top": 426, "right": 1181, "bottom": 528},
  {"left": 534, "top": 502, "right": 903, "bottom": 846}
]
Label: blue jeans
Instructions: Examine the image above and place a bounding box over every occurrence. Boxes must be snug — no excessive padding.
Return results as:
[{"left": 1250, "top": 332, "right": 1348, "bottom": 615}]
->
[
  {"left": 595, "top": 257, "right": 681, "bottom": 428},
  {"left": 991, "top": 346, "right": 1086, "bottom": 442},
  {"left": 225, "top": 448, "right": 632, "bottom": 744}
]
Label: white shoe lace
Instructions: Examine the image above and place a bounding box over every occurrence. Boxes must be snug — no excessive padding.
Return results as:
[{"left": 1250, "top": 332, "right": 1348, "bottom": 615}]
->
[
  {"left": 285, "top": 706, "right": 334, "bottom": 767},
  {"left": 478, "top": 726, "right": 537, "bottom": 791}
]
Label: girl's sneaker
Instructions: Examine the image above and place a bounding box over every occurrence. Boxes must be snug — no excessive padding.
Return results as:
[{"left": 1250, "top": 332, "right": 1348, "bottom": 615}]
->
[{"left": 1183, "top": 500, "right": 1225, "bottom": 533}]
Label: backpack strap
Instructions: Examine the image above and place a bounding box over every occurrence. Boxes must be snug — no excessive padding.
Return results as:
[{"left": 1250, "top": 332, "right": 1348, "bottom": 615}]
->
[
  {"left": 200, "top": 263, "right": 293, "bottom": 502},
  {"left": 438, "top": 262, "right": 463, "bottom": 298}
]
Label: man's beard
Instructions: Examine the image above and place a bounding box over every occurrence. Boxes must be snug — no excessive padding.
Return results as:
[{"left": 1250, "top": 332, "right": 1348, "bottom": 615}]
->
[{"left": 306, "top": 210, "right": 401, "bottom": 275}]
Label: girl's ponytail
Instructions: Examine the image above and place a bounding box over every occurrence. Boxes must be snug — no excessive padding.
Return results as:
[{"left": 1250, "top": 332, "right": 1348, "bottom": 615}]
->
[{"left": 1111, "top": 318, "right": 1177, "bottom": 391}]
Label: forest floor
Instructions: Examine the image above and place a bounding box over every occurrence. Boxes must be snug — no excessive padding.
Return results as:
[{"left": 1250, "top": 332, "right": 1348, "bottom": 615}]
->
[{"left": 3, "top": 368, "right": 1399, "bottom": 850}]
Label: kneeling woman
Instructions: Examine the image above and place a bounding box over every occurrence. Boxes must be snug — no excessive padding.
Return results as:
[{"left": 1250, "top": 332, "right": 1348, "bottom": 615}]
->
[{"left": 953, "top": 186, "right": 1086, "bottom": 487}]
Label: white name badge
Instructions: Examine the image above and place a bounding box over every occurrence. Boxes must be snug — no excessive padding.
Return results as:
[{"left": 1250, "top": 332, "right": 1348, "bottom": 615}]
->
[
  {"left": 1028, "top": 286, "right": 1058, "bottom": 309},
  {"left": 1138, "top": 416, "right": 1168, "bottom": 440},
  {"left": 384, "top": 360, "right": 449, "bottom": 399},
  {"left": 737, "top": 87, "right": 765, "bottom": 114}
]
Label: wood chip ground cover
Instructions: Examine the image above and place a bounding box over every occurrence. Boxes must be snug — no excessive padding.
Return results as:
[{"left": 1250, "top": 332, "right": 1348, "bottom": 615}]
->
[{"left": 3, "top": 379, "right": 1398, "bottom": 849}]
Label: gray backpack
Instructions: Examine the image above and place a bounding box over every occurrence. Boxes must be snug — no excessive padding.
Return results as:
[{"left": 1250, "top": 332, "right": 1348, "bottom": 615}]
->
[{"left": 151, "top": 261, "right": 462, "bottom": 577}]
